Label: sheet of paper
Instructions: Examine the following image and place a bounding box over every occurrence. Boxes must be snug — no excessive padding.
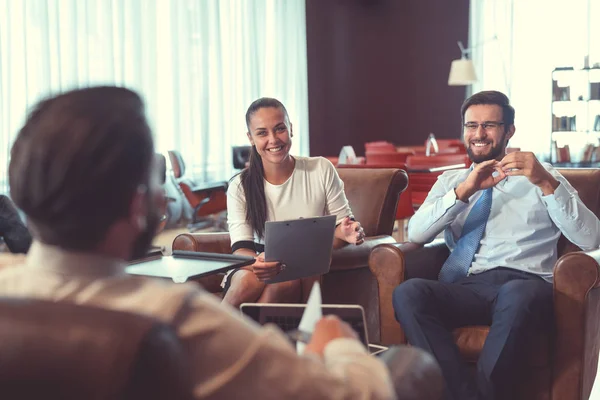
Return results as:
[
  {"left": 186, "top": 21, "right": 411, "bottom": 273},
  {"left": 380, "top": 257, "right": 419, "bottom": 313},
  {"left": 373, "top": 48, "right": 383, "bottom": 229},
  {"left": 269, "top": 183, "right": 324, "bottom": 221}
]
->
[{"left": 297, "top": 282, "right": 322, "bottom": 354}]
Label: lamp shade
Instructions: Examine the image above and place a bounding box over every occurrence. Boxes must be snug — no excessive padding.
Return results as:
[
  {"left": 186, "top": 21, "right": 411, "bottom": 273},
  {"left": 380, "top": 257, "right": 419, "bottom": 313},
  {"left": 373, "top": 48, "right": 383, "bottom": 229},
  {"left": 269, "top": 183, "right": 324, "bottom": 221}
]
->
[{"left": 448, "top": 58, "right": 477, "bottom": 86}]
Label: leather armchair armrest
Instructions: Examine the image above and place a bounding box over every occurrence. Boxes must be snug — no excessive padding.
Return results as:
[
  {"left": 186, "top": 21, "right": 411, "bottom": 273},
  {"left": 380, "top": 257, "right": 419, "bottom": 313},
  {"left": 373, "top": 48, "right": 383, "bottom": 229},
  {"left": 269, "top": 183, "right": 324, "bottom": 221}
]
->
[
  {"left": 552, "top": 249, "right": 600, "bottom": 400},
  {"left": 401, "top": 240, "right": 449, "bottom": 280},
  {"left": 368, "top": 242, "right": 407, "bottom": 345},
  {"left": 369, "top": 239, "right": 448, "bottom": 286},
  {"left": 330, "top": 235, "right": 396, "bottom": 272},
  {"left": 171, "top": 232, "right": 232, "bottom": 254},
  {"left": 171, "top": 233, "right": 232, "bottom": 294},
  {"left": 368, "top": 239, "right": 449, "bottom": 345}
]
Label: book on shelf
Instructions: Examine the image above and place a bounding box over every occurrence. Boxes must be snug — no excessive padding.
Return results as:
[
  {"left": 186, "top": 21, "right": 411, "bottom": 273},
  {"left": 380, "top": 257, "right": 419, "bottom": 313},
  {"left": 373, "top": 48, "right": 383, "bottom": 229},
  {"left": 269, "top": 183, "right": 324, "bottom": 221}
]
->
[
  {"left": 552, "top": 81, "right": 570, "bottom": 101},
  {"left": 552, "top": 116, "right": 577, "bottom": 131},
  {"left": 582, "top": 143, "right": 595, "bottom": 162},
  {"left": 593, "top": 146, "right": 600, "bottom": 163},
  {"left": 590, "top": 82, "right": 600, "bottom": 101},
  {"left": 553, "top": 141, "right": 571, "bottom": 163}
]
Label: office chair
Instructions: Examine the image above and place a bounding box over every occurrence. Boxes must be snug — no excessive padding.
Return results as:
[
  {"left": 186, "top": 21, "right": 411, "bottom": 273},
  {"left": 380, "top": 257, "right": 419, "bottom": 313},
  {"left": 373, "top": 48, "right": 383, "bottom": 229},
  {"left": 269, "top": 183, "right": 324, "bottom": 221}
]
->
[
  {"left": 154, "top": 153, "right": 168, "bottom": 235},
  {"left": 167, "top": 150, "right": 227, "bottom": 232},
  {"left": 232, "top": 146, "right": 251, "bottom": 170},
  {"left": 155, "top": 153, "right": 188, "bottom": 230}
]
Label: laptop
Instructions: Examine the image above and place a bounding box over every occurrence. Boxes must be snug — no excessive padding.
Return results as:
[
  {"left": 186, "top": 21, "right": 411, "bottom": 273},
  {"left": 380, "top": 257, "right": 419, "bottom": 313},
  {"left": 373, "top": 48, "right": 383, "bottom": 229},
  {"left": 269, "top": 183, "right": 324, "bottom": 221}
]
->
[
  {"left": 240, "top": 303, "right": 387, "bottom": 355},
  {"left": 264, "top": 215, "right": 336, "bottom": 284}
]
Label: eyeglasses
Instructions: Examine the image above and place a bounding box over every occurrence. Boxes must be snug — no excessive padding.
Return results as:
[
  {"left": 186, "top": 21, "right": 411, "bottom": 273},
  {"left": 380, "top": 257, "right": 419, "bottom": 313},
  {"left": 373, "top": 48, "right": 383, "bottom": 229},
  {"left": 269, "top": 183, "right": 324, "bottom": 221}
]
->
[{"left": 463, "top": 121, "right": 504, "bottom": 131}]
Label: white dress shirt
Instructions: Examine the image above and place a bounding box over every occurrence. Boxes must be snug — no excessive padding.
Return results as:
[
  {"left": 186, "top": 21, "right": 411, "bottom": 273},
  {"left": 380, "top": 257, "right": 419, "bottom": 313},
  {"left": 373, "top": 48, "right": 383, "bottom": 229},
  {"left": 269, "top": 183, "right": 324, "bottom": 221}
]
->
[{"left": 408, "top": 163, "right": 600, "bottom": 281}]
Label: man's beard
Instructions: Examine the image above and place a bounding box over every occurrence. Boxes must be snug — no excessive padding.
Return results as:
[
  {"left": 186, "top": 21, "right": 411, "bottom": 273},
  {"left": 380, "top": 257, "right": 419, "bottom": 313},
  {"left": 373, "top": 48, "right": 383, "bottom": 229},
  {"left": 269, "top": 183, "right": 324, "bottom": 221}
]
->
[
  {"left": 129, "top": 199, "right": 161, "bottom": 260},
  {"left": 466, "top": 132, "right": 507, "bottom": 163}
]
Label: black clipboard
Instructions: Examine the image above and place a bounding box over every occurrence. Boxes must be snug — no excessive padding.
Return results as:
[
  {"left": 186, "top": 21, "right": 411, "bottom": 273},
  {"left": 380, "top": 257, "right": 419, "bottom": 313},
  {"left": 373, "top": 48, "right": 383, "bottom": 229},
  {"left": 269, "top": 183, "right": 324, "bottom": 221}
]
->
[
  {"left": 264, "top": 215, "right": 336, "bottom": 284},
  {"left": 126, "top": 250, "right": 255, "bottom": 283}
]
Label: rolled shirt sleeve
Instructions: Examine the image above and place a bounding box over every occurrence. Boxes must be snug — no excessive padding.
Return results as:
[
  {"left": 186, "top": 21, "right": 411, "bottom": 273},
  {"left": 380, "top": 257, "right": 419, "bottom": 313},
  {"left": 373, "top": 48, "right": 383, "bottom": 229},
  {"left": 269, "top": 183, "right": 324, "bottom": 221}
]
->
[{"left": 542, "top": 168, "right": 600, "bottom": 250}]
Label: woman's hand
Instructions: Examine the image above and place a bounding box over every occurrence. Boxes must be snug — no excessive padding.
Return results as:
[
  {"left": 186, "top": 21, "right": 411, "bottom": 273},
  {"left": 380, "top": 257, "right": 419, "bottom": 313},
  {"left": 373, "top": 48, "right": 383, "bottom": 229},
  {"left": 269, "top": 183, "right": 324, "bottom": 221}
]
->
[
  {"left": 252, "top": 252, "right": 284, "bottom": 282},
  {"left": 337, "top": 216, "right": 365, "bottom": 245}
]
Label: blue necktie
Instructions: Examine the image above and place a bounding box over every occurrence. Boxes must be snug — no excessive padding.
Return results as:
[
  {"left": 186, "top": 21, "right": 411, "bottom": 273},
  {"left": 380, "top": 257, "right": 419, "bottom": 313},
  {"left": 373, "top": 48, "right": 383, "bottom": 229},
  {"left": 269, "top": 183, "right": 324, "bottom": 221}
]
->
[{"left": 438, "top": 188, "right": 493, "bottom": 283}]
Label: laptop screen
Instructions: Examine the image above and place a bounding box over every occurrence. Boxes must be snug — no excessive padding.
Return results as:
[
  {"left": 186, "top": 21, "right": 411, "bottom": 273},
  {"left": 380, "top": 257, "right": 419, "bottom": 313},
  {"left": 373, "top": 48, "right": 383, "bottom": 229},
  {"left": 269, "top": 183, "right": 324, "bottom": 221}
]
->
[{"left": 240, "top": 303, "right": 369, "bottom": 347}]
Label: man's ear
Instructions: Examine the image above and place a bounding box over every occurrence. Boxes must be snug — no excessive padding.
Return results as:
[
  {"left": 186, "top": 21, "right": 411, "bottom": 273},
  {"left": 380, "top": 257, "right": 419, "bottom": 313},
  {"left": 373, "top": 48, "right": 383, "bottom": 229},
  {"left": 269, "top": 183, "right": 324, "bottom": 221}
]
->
[
  {"left": 506, "top": 125, "right": 516, "bottom": 143},
  {"left": 129, "top": 186, "right": 148, "bottom": 232}
]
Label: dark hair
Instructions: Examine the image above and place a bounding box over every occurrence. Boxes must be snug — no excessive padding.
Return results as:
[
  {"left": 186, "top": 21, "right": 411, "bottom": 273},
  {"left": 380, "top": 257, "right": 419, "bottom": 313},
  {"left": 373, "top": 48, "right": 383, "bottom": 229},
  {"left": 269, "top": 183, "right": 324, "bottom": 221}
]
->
[
  {"left": 9, "top": 86, "right": 154, "bottom": 251},
  {"left": 460, "top": 90, "right": 515, "bottom": 132},
  {"left": 239, "top": 97, "right": 289, "bottom": 239}
]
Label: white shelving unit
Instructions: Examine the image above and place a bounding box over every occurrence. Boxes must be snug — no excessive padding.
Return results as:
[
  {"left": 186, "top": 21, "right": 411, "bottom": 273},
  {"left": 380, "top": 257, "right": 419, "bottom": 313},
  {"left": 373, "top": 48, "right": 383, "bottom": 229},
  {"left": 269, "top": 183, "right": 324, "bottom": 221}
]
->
[{"left": 551, "top": 68, "right": 600, "bottom": 165}]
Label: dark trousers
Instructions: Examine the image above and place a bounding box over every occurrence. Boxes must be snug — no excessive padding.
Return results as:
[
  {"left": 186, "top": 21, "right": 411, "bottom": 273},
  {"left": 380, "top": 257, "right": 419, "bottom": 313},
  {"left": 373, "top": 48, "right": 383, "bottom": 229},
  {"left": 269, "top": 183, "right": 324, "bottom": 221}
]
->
[{"left": 392, "top": 267, "right": 553, "bottom": 400}]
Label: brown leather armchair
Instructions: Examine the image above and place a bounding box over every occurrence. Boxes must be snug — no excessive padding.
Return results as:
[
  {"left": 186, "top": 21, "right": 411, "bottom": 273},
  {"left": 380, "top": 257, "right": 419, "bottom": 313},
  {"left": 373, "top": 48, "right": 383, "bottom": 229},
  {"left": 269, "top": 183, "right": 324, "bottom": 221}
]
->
[
  {"left": 172, "top": 167, "right": 408, "bottom": 344},
  {"left": 0, "top": 297, "right": 193, "bottom": 400},
  {"left": 368, "top": 168, "right": 600, "bottom": 400}
]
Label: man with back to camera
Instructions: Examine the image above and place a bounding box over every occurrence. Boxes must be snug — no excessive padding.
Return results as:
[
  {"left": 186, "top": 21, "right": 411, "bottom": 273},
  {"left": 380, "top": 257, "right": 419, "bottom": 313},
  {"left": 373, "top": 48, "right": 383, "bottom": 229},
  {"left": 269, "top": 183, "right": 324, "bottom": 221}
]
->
[
  {"left": 392, "top": 90, "right": 600, "bottom": 400},
  {"left": 0, "top": 86, "right": 399, "bottom": 399}
]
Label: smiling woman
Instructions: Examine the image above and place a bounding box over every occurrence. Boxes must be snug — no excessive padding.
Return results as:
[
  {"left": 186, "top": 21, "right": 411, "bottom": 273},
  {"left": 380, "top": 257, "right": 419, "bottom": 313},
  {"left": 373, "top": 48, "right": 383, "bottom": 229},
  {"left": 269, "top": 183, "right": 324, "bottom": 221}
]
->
[
  {"left": 241, "top": 98, "right": 295, "bottom": 240},
  {"left": 221, "top": 98, "right": 366, "bottom": 308}
]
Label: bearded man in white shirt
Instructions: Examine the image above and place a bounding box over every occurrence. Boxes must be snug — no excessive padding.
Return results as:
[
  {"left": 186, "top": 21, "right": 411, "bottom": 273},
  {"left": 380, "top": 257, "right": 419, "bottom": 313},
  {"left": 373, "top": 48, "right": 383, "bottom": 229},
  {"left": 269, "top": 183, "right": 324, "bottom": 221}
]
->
[{"left": 393, "top": 90, "right": 600, "bottom": 400}]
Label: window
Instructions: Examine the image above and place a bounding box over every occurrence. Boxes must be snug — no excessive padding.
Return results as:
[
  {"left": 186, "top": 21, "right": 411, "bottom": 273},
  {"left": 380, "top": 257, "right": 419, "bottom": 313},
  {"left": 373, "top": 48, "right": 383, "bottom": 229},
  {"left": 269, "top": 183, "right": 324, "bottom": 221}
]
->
[
  {"left": 0, "top": 0, "right": 309, "bottom": 192},
  {"left": 470, "top": 0, "right": 598, "bottom": 160}
]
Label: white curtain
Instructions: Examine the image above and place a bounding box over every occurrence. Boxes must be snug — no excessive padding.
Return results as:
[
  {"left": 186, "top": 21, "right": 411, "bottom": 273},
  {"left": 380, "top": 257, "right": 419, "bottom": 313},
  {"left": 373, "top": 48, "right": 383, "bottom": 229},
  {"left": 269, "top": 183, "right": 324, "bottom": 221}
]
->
[
  {"left": 0, "top": 0, "right": 309, "bottom": 189},
  {"left": 469, "top": 0, "right": 597, "bottom": 161}
]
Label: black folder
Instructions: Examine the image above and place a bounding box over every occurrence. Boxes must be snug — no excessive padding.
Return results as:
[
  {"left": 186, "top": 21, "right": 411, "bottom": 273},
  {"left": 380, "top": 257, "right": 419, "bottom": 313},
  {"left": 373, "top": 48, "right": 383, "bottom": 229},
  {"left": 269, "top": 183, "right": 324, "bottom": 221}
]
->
[{"left": 126, "top": 250, "right": 255, "bottom": 283}]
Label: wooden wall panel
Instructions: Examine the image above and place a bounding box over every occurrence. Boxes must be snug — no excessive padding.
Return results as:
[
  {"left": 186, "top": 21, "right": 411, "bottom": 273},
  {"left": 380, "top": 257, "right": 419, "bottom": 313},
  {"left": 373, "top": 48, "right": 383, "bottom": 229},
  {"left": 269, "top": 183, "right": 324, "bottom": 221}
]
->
[{"left": 306, "top": 0, "right": 470, "bottom": 156}]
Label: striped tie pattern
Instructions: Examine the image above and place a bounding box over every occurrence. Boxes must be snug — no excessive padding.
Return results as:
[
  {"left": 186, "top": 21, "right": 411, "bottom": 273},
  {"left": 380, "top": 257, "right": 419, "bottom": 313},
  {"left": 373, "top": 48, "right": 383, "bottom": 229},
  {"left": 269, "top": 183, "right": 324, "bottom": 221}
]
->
[{"left": 438, "top": 188, "right": 493, "bottom": 283}]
